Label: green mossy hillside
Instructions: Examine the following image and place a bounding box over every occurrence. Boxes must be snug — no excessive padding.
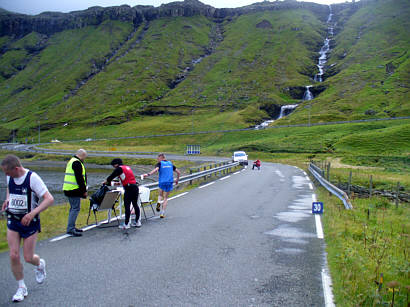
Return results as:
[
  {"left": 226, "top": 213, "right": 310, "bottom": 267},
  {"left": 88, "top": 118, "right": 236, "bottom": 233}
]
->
[{"left": 0, "top": 0, "right": 408, "bottom": 143}]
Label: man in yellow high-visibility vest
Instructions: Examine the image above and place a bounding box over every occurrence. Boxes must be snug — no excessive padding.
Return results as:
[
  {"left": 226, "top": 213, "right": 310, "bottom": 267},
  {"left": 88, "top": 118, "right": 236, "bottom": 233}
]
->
[{"left": 63, "top": 149, "right": 87, "bottom": 237}]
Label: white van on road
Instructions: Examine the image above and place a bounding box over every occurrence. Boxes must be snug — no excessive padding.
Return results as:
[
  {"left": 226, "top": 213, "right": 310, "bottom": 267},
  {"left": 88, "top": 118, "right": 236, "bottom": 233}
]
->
[{"left": 232, "top": 151, "right": 248, "bottom": 165}]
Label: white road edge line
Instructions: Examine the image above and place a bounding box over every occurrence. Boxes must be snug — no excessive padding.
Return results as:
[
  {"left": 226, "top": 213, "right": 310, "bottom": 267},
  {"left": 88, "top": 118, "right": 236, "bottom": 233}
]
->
[
  {"left": 169, "top": 192, "right": 188, "bottom": 200},
  {"left": 312, "top": 193, "right": 317, "bottom": 202},
  {"left": 309, "top": 183, "right": 313, "bottom": 190},
  {"left": 219, "top": 176, "right": 231, "bottom": 181},
  {"left": 233, "top": 171, "right": 240, "bottom": 175},
  {"left": 199, "top": 182, "right": 215, "bottom": 189},
  {"left": 312, "top": 193, "right": 324, "bottom": 239},
  {"left": 50, "top": 234, "right": 70, "bottom": 242},
  {"left": 322, "top": 268, "right": 336, "bottom": 307},
  {"left": 50, "top": 216, "right": 122, "bottom": 242},
  {"left": 315, "top": 215, "right": 324, "bottom": 239}
]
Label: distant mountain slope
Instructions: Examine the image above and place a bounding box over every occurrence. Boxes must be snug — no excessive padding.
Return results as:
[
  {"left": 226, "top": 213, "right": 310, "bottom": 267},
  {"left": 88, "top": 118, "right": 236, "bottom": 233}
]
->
[{"left": 0, "top": 0, "right": 408, "bottom": 142}]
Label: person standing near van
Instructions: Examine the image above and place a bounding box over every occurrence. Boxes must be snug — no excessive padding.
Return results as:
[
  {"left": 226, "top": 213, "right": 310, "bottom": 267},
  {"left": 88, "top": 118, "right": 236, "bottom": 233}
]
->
[
  {"left": 1, "top": 154, "right": 54, "bottom": 302},
  {"left": 63, "top": 149, "right": 87, "bottom": 237},
  {"left": 104, "top": 158, "right": 141, "bottom": 229},
  {"left": 143, "top": 153, "right": 180, "bottom": 218}
]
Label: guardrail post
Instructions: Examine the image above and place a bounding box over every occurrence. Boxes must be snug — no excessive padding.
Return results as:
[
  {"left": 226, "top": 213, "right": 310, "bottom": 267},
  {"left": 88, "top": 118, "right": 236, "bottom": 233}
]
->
[
  {"left": 204, "top": 166, "right": 207, "bottom": 181},
  {"left": 348, "top": 171, "right": 352, "bottom": 197},
  {"left": 190, "top": 169, "right": 193, "bottom": 185},
  {"left": 395, "top": 182, "right": 400, "bottom": 208}
]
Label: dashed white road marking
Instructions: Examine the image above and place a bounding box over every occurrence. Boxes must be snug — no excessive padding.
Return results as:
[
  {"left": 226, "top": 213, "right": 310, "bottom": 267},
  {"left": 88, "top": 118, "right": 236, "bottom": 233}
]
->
[
  {"left": 309, "top": 183, "right": 313, "bottom": 190},
  {"left": 199, "top": 182, "right": 215, "bottom": 189},
  {"left": 233, "top": 171, "right": 240, "bottom": 175},
  {"left": 312, "top": 194, "right": 317, "bottom": 202},
  {"left": 305, "top": 176, "right": 310, "bottom": 181},
  {"left": 219, "top": 176, "right": 230, "bottom": 181}
]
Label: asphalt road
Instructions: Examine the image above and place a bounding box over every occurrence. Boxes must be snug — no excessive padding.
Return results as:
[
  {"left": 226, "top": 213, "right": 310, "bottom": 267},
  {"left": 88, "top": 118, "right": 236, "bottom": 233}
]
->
[{"left": 0, "top": 162, "right": 329, "bottom": 306}]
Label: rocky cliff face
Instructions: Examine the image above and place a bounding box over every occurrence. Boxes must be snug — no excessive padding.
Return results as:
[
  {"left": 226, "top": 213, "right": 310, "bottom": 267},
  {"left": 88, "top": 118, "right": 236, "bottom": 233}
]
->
[{"left": 0, "top": 0, "right": 329, "bottom": 37}]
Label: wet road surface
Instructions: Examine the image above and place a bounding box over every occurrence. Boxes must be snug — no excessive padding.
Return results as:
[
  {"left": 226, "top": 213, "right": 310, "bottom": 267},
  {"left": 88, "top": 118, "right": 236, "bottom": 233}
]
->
[{"left": 0, "top": 162, "right": 330, "bottom": 306}]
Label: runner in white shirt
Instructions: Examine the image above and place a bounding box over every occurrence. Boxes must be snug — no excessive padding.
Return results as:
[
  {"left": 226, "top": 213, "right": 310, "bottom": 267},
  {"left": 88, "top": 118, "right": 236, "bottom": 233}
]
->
[{"left": 1, "top": 155, "right": 54, "bottom": 303}]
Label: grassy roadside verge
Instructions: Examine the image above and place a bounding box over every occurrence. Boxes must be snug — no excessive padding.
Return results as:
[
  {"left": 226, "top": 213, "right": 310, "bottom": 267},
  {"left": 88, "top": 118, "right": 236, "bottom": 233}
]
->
[{"left": 318, "top": 188, "right": 409, "bottom": 306}]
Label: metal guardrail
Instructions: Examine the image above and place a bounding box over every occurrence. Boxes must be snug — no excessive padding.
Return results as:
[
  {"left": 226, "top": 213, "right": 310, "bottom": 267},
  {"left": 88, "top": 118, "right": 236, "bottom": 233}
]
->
[
  {"left": 142, "top": 161, "right": 240, "bottom": 191},
  {"left": 308, "top": 162, "right": 353, "bottom": 210}
]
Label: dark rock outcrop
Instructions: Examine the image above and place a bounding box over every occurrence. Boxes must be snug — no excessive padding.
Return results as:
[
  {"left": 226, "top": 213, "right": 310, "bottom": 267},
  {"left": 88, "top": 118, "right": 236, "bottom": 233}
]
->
[
  {"left": 256, "top": 19, "right": 273, "bottom": 29},
  {"left": 285, "top": 84, "right": 327, "bottom": 100}
]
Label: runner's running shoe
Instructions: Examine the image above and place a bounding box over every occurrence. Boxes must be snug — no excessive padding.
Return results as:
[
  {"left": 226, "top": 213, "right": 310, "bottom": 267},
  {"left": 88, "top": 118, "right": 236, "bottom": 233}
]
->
[
  {"left": 12, "top": 287, "right": 28, "bottom": 302},
  {"left": 131, "top": 220, "right": 142, "bottom": 228},
  {"left": 119, "top": 223, "right": 130, "bottom": 229},
  {"left": 156, "top": 203, "right": 161, "bottom": 212},
  {"left": 35, "top": 259, "right": 46, "bottom": 283}
]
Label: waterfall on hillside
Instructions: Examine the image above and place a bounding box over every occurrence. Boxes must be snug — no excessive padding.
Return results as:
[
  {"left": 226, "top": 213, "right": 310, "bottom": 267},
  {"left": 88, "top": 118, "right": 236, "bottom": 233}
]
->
[
  {"left": 314, "top": 5, "right": 334, "bottom": 82},
  {"left": 301, "top": 6, "right": 333, "bottom": 104},
  {"left": 303, "top": 85, "right": 314, "bottom": 101},
  {"left": 278, "top": 104, "right": 298, "bottom": 119},
  {"left": 254, "top": 119, "right": 275, "bottom": 130}
]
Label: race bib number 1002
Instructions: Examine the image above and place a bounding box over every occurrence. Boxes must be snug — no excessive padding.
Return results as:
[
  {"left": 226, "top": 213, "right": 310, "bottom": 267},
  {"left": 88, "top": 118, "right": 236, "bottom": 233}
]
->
[{"left": 9, "top": 194, "right": 28, "bottom": 213}]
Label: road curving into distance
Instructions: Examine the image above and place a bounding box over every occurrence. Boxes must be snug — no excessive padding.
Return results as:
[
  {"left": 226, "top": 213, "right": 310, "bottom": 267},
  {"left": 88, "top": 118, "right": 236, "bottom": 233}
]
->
[{"left": 0, "top": 161, "right": 333, "bottom": 306}]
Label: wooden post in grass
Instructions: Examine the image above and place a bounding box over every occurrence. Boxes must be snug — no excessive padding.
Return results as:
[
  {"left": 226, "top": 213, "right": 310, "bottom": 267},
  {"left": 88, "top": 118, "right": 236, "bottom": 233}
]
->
[
  {"left": 326, "top": 162, "right": 331, "bottom": 181},
  {"left": 348, "top": 171, "right": 352, "bottom": 197},
  {"left": 369, "top": 175, "right": 373, "bottom": 197},
  {"left": 396, "top": 182, "right": 400, "bottom": 208}
]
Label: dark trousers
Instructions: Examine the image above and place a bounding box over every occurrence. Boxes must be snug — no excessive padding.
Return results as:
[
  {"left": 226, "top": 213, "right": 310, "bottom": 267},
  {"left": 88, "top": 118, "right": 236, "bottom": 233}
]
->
[{"left": 124, "top": 184, "right": 140, "bottom": 225}]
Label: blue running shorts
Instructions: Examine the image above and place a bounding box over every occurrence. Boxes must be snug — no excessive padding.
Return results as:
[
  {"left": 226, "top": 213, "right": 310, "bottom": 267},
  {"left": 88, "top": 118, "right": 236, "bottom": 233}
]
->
[
  {"left": 159, "top": 182, "right": 173, "bottom": 192},
  {"left": 7, "top": 216, "right": 41, "bottom": 238}
]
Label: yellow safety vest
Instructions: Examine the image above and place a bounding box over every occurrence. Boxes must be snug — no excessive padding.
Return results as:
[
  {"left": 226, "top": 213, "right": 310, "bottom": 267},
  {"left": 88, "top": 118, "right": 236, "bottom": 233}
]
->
[{"left": 63, "top": 157, "right": 86, "bottom": 191}]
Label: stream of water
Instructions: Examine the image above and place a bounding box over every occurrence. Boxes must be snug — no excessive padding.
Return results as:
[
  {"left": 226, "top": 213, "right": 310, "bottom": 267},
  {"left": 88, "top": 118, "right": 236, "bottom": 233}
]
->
[
  {"left": 302, "top": 5, "right": 334, "bottom": 101},
  {"left": 314, "top": 6, "right": 334, "bottom": 83}
]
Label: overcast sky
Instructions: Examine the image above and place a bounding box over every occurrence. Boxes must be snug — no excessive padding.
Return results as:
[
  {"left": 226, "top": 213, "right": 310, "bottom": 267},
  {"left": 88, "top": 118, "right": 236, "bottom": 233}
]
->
[{"left": 1, "top": 0, "right": 353, "bottom": 15}]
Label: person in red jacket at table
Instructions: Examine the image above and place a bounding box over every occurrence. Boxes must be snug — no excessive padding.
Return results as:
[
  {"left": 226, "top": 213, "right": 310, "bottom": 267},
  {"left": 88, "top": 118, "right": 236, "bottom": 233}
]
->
[
  {"left": 252, "top": 159, "right": 261, "bottom": 170},
  {"left": 104, "top": 158, "right": 141, "bottom": 229}
]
